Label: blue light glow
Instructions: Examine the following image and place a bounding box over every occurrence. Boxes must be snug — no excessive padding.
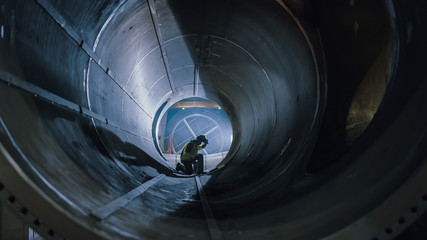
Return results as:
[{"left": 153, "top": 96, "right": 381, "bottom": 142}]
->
[{"left": 158, "top": 97, "right": 233, "bottom": 168}]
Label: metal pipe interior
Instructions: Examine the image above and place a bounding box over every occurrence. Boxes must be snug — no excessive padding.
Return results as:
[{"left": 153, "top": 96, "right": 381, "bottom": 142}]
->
[{"left": 1, "top": 0, "right": 426, "bottom": 239}]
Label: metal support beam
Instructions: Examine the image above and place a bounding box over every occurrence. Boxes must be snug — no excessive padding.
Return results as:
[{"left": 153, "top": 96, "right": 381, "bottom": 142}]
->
[
  {"left": 194, "top": 48, "right": 200, "bottom": 96},
  {"left": 90, "top": 174, "right": 165, "bottom": 220},
  {"left": 147, "top": 0, "right": 176, "bottom": 93},
  {"left": 195, "top": 176, "right": 223, "bottom": 240},
  {"left": 0, "top": 70, "right": 142, "bottom": 138}
]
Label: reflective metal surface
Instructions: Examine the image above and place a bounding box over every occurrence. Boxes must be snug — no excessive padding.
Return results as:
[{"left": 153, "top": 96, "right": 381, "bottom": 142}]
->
[{"left": 0, "top": 0, "right": 426, "bottom": 239}]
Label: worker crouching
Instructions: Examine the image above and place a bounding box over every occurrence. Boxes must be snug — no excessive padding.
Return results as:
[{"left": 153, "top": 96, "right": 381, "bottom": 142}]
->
[{"left": 177, "top": 135, "right": 208, "bottom": 175}]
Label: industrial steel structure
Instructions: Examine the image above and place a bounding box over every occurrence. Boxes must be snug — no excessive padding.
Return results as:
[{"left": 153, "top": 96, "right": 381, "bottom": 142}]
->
[{"left": 1, "top": 0, "right": 427, "bottom": 239}]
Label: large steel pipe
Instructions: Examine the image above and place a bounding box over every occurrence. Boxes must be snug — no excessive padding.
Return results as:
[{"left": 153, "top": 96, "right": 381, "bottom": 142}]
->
[{"left": 0, "top": 0, "right": 426, "bottom": 239}]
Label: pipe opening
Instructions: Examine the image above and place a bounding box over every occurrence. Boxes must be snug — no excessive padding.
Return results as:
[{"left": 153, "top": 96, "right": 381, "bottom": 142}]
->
[{"left": 157, "top": 97, "right": 233, "bottom": 172}]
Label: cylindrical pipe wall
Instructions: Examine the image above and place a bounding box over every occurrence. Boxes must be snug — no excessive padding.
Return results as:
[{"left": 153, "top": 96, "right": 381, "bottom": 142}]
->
[
  {"left": 0, "top": 0, "right": 324, "bottom": 238},
  {"left": 1, "top": 0, "right": 427, "bottom": 239}
]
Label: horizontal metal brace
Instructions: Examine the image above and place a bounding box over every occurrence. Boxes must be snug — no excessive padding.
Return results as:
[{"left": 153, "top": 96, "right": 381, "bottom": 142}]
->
[
  {"left": 90, "top": 174, "right": 165, "bottom": 220},
  {"left": 0, "top": 69, "right": 141, "bottom": 138}
]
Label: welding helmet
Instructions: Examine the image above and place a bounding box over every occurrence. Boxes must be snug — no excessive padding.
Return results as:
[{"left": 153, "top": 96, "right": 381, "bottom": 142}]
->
[{"left": 196, "top": 135, "right": 207, "bottom": 143}]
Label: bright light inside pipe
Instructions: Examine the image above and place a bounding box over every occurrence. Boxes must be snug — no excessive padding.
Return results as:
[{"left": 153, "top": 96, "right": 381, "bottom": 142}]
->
[{"left": 158, "top": 97, "right": 233, "bottom": 171}]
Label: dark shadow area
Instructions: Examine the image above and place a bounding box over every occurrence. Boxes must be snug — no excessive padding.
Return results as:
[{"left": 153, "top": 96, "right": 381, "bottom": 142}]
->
[
  {"left": 396, "top": 207, "right": 427, "bottom": 240},
  {"left": 307, "top": 0, "right": 392, "bottom": 173}
]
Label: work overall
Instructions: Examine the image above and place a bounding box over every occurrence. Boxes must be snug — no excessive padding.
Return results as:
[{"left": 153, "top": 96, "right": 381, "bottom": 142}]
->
[{"left": 180, "top": 142, "right": 204, "bottom": 174}]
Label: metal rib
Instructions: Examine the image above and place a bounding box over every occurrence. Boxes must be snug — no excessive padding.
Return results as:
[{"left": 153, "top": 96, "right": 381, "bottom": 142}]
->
[
  {"left": 91, "top": 174, "right": 165, "bottom": 220},
  {"left": 147, "top": 0, "right": 176, "bottom": 93},
  {"left": 0, "top": 69, "right": 142, "bottom": 138},
  {"left": 195, "top": 176, "right": 224, "bottom": 240},
  {"left": 36, "top": 0, "right": 153, "bottom": 119}
]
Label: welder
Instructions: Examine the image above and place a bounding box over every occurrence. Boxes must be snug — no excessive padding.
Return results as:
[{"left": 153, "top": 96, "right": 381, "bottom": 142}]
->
[{"left": 178, "top": 135, "right": 208, "bottom": 174}]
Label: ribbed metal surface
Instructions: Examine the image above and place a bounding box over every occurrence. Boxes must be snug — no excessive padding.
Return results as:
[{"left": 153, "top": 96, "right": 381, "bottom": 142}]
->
[{"left": 1, "top": 0, "right": 427, "bottom": 239}]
